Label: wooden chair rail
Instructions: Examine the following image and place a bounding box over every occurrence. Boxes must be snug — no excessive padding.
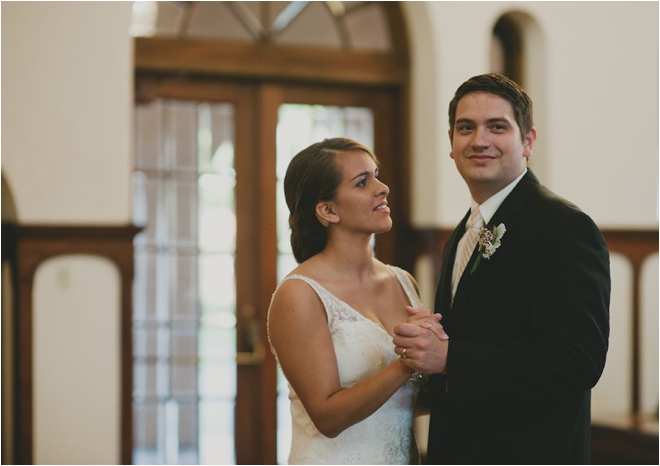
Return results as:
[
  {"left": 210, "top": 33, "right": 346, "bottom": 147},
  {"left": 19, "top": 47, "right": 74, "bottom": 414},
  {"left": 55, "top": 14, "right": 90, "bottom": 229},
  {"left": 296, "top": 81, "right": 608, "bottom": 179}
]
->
[{"left": 4, "top": 223, "right": 655, "bottom": 463}]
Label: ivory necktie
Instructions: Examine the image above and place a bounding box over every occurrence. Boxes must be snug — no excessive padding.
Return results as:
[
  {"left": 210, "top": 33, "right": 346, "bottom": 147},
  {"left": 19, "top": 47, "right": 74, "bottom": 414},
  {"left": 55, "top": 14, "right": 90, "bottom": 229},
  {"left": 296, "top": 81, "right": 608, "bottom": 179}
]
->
[{"left": 451, "top": 205, "right": 484, "bottom": 298}]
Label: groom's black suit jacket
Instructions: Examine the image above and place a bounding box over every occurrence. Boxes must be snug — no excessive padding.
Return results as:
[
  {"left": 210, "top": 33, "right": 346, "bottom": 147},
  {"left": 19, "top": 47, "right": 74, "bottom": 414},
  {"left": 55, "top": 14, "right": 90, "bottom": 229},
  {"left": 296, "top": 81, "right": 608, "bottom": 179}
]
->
[{"left": 426, "top": 171, "right": 610, "bottom": 465}]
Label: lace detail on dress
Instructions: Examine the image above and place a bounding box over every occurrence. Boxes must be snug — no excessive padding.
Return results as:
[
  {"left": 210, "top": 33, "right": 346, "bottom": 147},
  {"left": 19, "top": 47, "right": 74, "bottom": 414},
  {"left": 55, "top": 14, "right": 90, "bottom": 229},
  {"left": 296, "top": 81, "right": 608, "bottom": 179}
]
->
[{"left": 267, "top": 265, "right": 422, "bottom": 465}]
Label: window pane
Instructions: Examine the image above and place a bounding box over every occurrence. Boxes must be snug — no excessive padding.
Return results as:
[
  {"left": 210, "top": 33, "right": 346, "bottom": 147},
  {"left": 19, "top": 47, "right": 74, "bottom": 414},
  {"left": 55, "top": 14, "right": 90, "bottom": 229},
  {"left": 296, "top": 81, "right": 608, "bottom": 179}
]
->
[
  {"left": 199, "top": 399, "right": 235, "bottom": 464},
  {"left": 169, "top": 252, "right": 198, "bottom": 322},
  {"left": 166, "top": 101, "right": 197, "bottom": 172},
  {"left": 197, "top": 102, "right": 237, "bottom": 464},
  {"left": 135, "top": 101, "right": 163, "bottom": 171},
  {"left": 134, "top": 99, "right": 237, "bottom": 464},
  {"left": 133, "top": 402, "right": 159, "bottom": 464}
]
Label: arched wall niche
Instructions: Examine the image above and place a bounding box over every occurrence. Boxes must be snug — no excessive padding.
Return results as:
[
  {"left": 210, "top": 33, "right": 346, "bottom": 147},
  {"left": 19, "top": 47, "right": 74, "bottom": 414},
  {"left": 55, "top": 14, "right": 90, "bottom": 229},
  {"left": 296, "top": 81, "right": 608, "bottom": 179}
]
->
[
  {"left": 1, "top": 173, "right": 18, "bottom": 465},
  {"left": 2, "top": 173, "right": 18, "bottom": 223},
  {"left": 490, "top": 10, "right": 548, "bottom": 184},
  {"left": 491, "top": 14, "right": 523, "bottom": 85}
]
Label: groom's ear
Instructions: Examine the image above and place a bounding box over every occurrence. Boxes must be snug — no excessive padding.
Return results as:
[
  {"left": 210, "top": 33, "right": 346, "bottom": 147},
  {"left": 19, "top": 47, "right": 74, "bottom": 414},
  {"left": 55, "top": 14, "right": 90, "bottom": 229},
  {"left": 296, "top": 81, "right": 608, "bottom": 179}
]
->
[
  {"left": 448, "top": 129, "right": 455, "bottom": 158},
  {"left": 523, "top": 127, "right": 537, "bottom": 158},
  {"left": 315, "top": 201, "right": 339, "bottom": 227}
]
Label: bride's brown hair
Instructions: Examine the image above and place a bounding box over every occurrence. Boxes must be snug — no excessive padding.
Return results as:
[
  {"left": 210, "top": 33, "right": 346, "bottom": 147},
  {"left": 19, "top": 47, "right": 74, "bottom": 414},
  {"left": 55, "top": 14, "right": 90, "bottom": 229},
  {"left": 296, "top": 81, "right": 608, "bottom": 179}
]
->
[{"left": 284, "top": 137, "right": 378, "bottom": 263}]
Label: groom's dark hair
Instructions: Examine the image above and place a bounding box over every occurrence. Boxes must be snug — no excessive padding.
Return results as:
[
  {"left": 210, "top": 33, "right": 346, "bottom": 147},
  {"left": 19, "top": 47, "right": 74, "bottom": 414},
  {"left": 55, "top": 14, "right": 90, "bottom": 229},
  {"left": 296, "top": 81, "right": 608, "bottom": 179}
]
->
[{"left": 448, "top": 73, "right": 534, "bottom": 142}]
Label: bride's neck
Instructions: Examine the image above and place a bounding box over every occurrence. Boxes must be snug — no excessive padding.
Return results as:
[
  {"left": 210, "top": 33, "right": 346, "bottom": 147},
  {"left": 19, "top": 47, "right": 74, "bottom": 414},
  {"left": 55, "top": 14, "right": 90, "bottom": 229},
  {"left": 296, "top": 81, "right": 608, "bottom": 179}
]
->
[{"left": 317, "top": 236, "right": 375, "bottom": 278}]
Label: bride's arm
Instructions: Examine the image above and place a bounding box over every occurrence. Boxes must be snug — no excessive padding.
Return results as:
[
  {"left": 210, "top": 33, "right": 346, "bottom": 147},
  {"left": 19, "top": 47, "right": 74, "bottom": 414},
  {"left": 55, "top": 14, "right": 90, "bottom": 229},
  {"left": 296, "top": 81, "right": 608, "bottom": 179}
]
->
[{"left": 268, "top": 279, "right": 413, "bottom": 439}]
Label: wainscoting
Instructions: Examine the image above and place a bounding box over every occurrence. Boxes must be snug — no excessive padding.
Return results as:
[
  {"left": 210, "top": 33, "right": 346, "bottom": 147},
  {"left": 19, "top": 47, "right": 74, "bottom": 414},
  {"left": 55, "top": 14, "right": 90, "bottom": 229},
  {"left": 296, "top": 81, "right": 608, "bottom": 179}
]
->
[
  {"left": 591, "top": 424, "right": 658, "bottom": 464},
  {"left": 2, "top": 224, "right": 139, "bottom": 464}
]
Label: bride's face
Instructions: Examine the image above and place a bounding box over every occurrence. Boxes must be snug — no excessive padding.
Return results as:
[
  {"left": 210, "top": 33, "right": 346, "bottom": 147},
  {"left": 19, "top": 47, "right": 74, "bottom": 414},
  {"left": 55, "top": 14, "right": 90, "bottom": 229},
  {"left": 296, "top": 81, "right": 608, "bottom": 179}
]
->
[{"left": 328, "top": 150, "right": 392, "bottom": 235}]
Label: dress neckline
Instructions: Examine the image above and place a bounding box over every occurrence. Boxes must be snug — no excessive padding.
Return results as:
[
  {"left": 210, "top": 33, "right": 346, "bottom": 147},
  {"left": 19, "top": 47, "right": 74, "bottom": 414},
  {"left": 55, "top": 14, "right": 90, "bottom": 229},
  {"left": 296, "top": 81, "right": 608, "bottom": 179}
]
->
[{"left": 285, "top": 265, "right": 416, "bottom": 339}]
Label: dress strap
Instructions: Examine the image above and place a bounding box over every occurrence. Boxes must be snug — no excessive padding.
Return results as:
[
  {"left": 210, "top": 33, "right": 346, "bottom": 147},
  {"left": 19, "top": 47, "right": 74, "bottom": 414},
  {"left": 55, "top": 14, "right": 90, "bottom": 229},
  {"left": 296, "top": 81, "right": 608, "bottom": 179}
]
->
[
  {"left": 388, "top": 265, "right": 424, "bottom": 308},
  {"left": 267, "top": 274, "right": 335, "bottom": 357},
  {"left": 273, "top": 274, "right": 336, "bottom": 324}
]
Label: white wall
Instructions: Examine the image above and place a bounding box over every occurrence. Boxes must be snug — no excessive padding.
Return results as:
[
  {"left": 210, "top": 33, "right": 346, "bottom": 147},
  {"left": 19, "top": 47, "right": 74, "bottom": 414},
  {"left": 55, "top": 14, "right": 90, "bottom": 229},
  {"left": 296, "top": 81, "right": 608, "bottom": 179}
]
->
[
  {"left": 1, "top": 3, "right": 134, "bottom": 463},
  {"left": 404, "top": 1, "right": 658, "bottom": 229},
  {"left": 1, "top": 1, "right": 134, "bottom": 224},
  {"left": 403, "top": 0, "right": 659, "bottom": 430},
  {"left": 1, "top": 2, "right": 657, "bottom": 461}
]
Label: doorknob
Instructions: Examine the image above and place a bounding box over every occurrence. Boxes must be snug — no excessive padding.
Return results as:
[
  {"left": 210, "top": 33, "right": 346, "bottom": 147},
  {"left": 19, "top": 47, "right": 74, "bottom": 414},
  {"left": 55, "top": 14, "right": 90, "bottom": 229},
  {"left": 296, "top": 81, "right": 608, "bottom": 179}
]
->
[{"left": 236, "top": 305, "right": 266, "bottom": 365}]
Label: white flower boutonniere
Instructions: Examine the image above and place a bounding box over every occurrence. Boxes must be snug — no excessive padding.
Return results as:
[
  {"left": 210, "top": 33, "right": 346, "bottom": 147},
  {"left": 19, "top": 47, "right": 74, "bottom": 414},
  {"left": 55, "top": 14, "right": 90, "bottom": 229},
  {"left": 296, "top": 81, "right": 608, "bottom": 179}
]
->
[{"left": 470, "top": 223, "right": 506, "bottom": 274}]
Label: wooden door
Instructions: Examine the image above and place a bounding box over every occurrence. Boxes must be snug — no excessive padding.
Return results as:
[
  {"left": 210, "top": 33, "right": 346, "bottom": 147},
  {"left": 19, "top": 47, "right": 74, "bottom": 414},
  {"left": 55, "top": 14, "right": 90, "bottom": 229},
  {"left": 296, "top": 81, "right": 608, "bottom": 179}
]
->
[{"left": 133, "top": 77, "right": 403, "bottom": 464}]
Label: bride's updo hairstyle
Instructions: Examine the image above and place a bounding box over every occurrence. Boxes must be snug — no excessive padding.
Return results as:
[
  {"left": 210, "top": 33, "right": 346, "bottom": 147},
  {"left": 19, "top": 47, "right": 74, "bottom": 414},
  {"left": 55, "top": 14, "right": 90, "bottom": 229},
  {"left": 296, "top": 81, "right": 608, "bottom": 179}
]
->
[{"left": 284, "top": 137, "right": 379, "bottom": 264}]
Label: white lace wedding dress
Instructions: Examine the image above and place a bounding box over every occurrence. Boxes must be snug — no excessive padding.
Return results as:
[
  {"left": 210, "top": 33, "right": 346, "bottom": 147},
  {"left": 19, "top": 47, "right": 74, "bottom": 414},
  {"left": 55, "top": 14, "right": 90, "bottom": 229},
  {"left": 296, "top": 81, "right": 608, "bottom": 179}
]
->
[{"left": 268, "top": 265, "right": 421, "bottom": 465}]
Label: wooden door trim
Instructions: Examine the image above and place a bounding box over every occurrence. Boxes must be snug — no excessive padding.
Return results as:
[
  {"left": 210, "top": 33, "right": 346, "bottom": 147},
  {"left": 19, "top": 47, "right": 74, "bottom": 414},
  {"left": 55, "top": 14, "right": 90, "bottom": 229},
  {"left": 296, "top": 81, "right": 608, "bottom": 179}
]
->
[
  {"left": 231, "top": 82, "right": 280, "bottom": 465},
  {"left": 135, "top": 37, "right": 408, "bottom": 87},
  {"left": 134, "top": 78, "right": 280, "bottom": 464},
  {"left": 255, "top": 84, "right": 281, "bottom": 465}
]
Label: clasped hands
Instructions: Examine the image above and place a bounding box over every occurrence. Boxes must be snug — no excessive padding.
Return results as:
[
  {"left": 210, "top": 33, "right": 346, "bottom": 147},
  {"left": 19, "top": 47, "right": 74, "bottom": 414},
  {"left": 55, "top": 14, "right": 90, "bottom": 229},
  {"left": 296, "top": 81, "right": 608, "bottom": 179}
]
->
[{"left": 393, "top": 307, "right": 449, "bottom": 375}]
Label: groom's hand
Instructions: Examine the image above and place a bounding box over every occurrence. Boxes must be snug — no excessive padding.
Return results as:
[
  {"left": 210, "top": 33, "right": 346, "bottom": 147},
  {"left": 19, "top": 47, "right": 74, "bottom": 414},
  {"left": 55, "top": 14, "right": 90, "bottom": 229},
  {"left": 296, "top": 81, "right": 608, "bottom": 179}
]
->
[
  {"left": 393, "top": 322, "right": 448, "bottom": 375},
  {"left": 405, "top": 306, "right": 448, "bottom": 341}
]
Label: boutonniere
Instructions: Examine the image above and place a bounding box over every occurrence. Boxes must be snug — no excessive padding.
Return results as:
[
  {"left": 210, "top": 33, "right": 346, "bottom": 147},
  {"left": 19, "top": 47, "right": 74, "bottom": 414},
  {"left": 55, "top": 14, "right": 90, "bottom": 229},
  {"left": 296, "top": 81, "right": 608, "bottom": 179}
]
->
[{"left": 470, "top": 223, "right": 506, "bottom": 274}]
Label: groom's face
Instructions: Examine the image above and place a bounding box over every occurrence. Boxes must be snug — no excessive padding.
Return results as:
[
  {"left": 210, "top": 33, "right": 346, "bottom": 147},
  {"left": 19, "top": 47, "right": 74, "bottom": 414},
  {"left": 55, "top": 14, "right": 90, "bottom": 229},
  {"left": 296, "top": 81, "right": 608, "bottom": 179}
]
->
[{"left": 449, "top": 92, "right": 536, "bottom": 203}]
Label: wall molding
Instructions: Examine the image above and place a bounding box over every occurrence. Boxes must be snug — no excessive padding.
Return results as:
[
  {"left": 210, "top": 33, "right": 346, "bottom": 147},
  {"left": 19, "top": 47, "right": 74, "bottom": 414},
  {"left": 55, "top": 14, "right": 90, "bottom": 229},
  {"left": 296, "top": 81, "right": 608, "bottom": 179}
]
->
[{"left": 2, "top": 223, "right": 140, "bottom": 465}]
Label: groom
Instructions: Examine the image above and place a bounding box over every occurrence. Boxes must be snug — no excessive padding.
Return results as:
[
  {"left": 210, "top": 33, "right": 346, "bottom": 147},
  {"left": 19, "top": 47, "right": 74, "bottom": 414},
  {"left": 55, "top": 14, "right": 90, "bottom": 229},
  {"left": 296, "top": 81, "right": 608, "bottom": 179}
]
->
[{"left": 394, "top": 74, "right": 610, "bottom": 464}]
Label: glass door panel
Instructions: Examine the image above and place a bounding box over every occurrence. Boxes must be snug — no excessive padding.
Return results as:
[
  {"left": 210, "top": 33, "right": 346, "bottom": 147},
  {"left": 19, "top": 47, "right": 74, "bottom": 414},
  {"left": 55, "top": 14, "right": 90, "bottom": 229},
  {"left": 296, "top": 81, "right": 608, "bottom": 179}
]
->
[
  {"left": 133, "top": 99, "right": 237, "bottom": 465},
  {"left": 274, "top": 103, "right": 375, "bottom": 464},
  {"left": 197, "top": 103, "right": 237, "bottom": 465},
  {"left": 133, "top": 80, "right": 399, "bottom": 465}
]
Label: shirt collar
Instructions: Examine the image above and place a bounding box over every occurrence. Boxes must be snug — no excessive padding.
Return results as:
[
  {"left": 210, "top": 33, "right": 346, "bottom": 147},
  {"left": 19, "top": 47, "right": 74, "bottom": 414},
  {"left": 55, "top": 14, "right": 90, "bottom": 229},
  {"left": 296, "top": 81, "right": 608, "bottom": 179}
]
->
[{"left": 472, "top": 169, "right": 527, "bottom": 225}]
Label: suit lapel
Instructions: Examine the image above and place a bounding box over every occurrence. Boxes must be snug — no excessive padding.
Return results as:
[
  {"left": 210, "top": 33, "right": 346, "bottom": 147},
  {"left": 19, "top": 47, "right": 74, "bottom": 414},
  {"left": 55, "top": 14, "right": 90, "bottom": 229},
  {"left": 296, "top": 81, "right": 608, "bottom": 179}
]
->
[{"left": 442, "top": 171, "right": 541, "bottom": 327}]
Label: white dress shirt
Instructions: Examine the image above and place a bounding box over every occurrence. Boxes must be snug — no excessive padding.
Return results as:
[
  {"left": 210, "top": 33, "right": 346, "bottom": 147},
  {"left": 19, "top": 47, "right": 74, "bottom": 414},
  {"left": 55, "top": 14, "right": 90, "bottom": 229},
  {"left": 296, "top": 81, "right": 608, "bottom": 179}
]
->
[{"left": 451, "top": 169, "right": 527, "bottom": 299}]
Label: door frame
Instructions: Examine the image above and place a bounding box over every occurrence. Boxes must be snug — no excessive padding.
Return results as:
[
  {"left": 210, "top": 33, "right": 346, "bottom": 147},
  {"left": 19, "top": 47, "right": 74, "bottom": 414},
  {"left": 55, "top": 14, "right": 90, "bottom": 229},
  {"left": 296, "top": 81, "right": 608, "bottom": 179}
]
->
[
  {"left": 136, "top": 75, "right": 407, "bottom": 464},
  {"left": 135, "top": 26, "right": 410, "bottom": 462}
]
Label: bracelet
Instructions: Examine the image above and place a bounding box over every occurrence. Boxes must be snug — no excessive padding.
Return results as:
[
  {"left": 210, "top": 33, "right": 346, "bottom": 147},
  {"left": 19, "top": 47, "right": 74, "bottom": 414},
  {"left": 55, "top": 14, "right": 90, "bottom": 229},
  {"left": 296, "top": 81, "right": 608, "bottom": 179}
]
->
[{"left": 409, "top": 371, "right": 428, "bottom": 382}]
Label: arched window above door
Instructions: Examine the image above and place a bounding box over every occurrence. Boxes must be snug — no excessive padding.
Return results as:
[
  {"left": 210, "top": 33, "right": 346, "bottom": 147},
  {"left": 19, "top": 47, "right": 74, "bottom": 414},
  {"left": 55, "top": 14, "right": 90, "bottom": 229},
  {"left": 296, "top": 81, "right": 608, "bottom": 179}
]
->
[
  {"left": 132, "top": 1, "right": 393, "bottom": 53},
  {"left": 132, "top": 1, "right": 408, "bottom": 88}
]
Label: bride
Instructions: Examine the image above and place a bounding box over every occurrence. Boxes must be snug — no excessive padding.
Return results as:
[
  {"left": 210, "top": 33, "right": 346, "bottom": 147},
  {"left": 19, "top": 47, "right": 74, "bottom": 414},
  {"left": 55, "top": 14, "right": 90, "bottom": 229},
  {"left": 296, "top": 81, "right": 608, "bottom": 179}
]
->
[{"left": 267, "top": 138, "right": 447, "bottom": 464}]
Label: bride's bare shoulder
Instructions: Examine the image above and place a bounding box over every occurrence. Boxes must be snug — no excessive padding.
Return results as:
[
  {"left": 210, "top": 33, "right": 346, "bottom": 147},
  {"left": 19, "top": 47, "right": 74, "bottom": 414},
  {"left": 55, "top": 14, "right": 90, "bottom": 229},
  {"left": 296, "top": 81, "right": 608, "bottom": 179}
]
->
[
  {"left": 271, "top": 262, "right": 324, "bottom": 311},
  {"left": 269, "top": 268, "right": 327, "bottom": 336}
]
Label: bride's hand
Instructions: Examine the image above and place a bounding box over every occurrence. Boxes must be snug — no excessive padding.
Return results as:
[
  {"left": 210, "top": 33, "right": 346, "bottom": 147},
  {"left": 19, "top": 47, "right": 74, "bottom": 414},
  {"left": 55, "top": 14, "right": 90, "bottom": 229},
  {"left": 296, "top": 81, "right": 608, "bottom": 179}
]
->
[{"left": 405, "top": 306, "right": 448, "bottom": 341}]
